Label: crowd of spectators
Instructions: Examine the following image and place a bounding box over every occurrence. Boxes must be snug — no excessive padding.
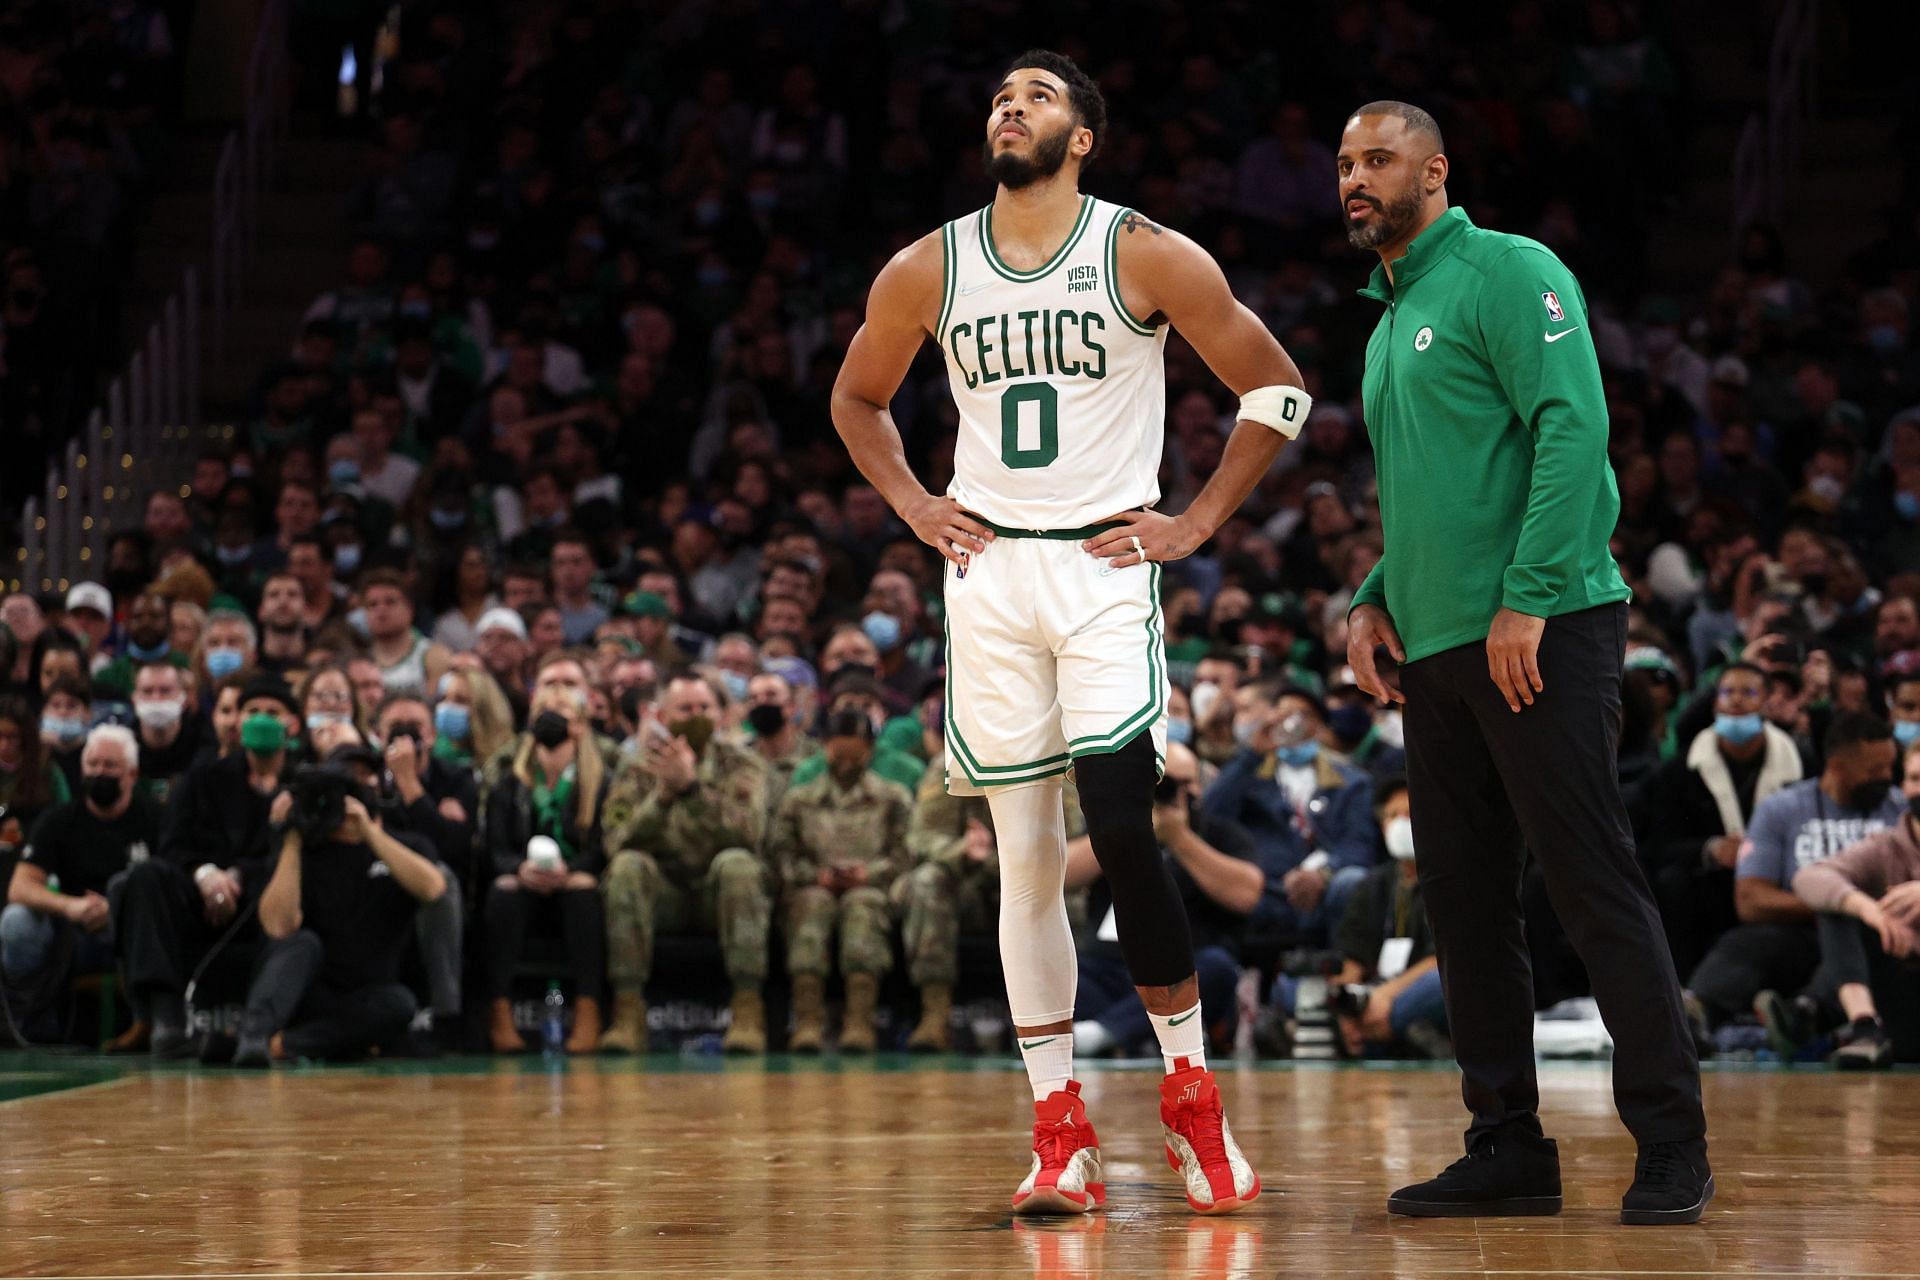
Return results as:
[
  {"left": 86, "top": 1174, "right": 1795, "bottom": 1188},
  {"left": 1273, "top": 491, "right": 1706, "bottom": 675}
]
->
[
  {"left": 1, "top": 0, "right": 181, "bottom": 522},
  {"left": 3, "top": 1, "right": 1919, "bottom": 1065}
]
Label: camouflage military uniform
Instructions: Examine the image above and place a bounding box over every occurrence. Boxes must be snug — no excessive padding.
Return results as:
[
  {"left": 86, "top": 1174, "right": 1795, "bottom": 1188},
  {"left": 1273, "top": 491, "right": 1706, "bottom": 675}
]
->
[
  {"left": 893, "top": 752, "right": 1088, "bottom": 988},
  {"left": 741, "top": 732, "right": 821, "bottom": 816},
  {"left": 771, "top": 769, "right": 913, "bottom": 978},
  {"left": 600, "top": 736, "right": 773, "bottom": 989}
]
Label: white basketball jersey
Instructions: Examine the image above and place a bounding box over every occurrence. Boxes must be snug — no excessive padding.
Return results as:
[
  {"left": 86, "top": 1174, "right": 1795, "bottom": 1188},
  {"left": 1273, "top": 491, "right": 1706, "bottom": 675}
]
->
[{"left": 936, "top": 196, "right": 1168, "bottom": 530}]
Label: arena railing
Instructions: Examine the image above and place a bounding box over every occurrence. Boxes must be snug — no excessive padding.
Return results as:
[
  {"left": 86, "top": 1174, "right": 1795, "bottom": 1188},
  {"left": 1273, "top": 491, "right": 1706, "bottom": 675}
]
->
[
  {"left": 11, "top": 0, "right": 289, "bottom": 595},
  {"left": 1731, "top": 0, "right": 1820, "bottom": 243}
]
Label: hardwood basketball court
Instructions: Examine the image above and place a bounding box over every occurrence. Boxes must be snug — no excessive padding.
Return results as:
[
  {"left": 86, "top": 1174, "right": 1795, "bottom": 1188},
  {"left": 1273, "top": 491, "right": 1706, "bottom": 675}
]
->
[{"left": 1, "top": 1056, "right": 1913, "bottom": 1278}]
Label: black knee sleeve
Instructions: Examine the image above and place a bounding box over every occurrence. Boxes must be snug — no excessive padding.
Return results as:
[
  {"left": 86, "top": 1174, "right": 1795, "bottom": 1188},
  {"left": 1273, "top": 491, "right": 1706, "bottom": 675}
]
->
[{"left": 1074, "top": 736, "right": 1194, "bottom": 988}]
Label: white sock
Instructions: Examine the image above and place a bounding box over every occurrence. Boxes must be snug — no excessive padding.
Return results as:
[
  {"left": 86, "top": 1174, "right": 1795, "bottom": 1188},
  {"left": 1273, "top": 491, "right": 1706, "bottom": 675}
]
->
[
  {"left": 1018, "top": 1033, "right": 1074, "bottom": 1102},
  {"left": 1149, "top": 1001, "right": 1206, "bottom": 1075}
]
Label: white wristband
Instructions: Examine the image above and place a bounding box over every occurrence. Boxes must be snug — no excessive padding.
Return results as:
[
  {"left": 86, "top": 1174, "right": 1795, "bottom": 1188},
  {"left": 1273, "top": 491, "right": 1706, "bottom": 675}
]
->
[{"left": 1237, "top": 384, "right": 1312, "bottom": 439}]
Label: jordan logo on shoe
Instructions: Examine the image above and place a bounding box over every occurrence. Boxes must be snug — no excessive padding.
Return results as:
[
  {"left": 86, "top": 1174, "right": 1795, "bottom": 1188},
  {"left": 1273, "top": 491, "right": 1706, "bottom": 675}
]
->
[{"left": 1178, "top": 1081, "right": 1201, "bottom": 1104}]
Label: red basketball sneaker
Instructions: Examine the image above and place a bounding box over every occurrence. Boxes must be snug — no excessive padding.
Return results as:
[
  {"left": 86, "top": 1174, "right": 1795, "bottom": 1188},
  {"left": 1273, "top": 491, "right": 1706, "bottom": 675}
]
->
[
  {"left": 1160, "top": 1059, "right": 1259, "bottom": 1214},
  {"left": 1012, "top": 1080, "right": 1105, "bottom": 1215}
]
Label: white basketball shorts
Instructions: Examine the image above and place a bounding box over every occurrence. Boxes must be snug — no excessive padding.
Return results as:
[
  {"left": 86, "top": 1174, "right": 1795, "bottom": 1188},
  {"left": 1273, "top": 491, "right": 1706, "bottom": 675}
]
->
[{"left": 942, "top": 523, "right": 1168, "bottom": 796}]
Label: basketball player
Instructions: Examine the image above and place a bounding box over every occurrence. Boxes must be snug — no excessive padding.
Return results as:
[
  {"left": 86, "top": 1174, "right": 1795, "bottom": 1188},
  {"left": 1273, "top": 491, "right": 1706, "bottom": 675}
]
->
[{"left": 831, "top": 50, "right": 1309, "bottom": 1216}]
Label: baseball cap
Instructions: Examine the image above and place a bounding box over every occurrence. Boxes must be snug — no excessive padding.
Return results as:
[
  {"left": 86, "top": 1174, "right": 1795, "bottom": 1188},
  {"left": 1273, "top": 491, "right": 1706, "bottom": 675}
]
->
[
  {"left": 475, "top": 606, "right": 528, "bottom": 640},
  {"left": 620, "top": 590, "right": 672, "bottom": 621},
  {"left": 66, "top": 581, "right": 111, "bottom": 617}
]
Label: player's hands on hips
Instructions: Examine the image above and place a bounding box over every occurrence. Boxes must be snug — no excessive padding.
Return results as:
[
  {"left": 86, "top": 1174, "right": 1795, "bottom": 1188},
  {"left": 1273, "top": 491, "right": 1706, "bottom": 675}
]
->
[
  {"left": 903, "top": 492, "right": 993, "bottom": 568},
  {"left": 1486, "top": 607, "right": 1546, "bottom": 713},
  {"left": 1346, "top": 604, "right": 1406, "bottom": 706},
  {"left": 1084, "top": 509, "right": 1201, "bottom": 569}
]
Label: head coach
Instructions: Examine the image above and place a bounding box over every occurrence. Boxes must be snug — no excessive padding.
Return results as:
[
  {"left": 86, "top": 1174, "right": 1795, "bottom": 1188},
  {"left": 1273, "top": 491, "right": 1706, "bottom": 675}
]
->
[{"left": 1336, "top": 101, "right": 1710, "bottom": 1226}]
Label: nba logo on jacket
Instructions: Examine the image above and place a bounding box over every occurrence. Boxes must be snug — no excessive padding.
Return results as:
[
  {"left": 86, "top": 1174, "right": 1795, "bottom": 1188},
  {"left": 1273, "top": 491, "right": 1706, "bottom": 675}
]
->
[{"left": 1542, "top": 291, "right": 1565, "bottom": 322}]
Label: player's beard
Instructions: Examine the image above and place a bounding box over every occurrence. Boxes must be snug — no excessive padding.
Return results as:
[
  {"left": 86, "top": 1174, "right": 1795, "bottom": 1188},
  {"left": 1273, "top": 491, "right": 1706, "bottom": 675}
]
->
[
  {"left": 1345, "top": 182, "right": 1425, "bottom": 251},
  {"left": 984, "top": 123, "right": 1073, "bottom": 191}
]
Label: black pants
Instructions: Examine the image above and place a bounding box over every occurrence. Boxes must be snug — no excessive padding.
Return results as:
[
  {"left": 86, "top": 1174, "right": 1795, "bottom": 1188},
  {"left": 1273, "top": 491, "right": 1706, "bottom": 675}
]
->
[
  {"left": 484, "top": 884, "right": 605, "bottom": 1002},
  {"left": 112, "top": 859, "right": 252, "bottom": 1007},
  {"left": 1401, "top": 602, "right": 1705, "bottom": 1146},
  {"left": 243, "top": 931, "right": 416, "bottom": 1060},
  {"left": 1687, "top": 921, "right": 1822, "bottom": 1023},
  {"left": 1818, "top": 914, "right": 1920, "bottom": 1058}
]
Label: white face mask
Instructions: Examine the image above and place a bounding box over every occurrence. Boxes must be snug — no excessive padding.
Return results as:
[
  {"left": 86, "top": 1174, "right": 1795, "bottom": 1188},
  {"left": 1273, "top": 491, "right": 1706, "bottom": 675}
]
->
[
  {"left": 135, "top": 697, "right": 184, "bottom": 731},
  {"left": 1385, "top": 817, "right": 1416, "bottom": 861},
  {"left": 1377, "top": 709, "right": 1405, "bottom": 750}
]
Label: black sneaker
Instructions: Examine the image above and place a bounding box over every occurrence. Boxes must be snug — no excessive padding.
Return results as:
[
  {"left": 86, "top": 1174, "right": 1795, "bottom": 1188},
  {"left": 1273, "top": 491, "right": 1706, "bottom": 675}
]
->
[
  {"left": 1754, "top": 989, "right": 1814, "bottom": 1060},
  {"left": 1832, "top": 1016, "right": 1894, "bottom": 1070},
  {"left": 231, "top": 1032, "right": 273, "bottom": 1069},
  {"left": 1387, "top": 1119, "right": 1563, "bottom": 1217},
  {"left": 1621, "top": 1138, "right": 1713, "bottom": 1225}
]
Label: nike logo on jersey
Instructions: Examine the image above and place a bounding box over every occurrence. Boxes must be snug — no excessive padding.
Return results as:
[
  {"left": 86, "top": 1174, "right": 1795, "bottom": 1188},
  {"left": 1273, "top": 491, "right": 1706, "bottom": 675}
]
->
[
  {"left": 960, "top": 281, "right": 993, "bottom": 296},
  {"left": 1543, "top": 327, "right": 1581, "bottom": 343}
]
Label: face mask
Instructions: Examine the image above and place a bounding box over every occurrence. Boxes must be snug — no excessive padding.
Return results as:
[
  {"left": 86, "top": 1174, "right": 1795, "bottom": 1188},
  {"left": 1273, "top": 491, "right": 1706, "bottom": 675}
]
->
[
  {"left": 746, "top": 704, "right": 785, "bottom": 737},
  {"left": 328, "top": 460, "right": 361, "bottom": 488},
  {"left": 429, "top": 507, "right": 468, "bottom": 530},
  {"left": 307, "top": 712, "right": 348, "bottom": 733},
  {"left": 1167, "top": 717, "right": 1193, "bottom": 747},
  {"left": 530, "top": 710, "right": 571, "bottom": 749},
  {"left": 136, "top": 698, "right": 184, "bottom": 731},
  {"left": 434, "top": 702, "right": 470, "bottom": 741},
  {"left": 1897, "top": 492, "right": 1920, "bottom": 523},
  {"left": 1232, "top": 717, "right": 1260, "bottom": 748},
  {"left": 667, "top": 715, "right": 715, "bottom": 756},
  {"left": 1384, "top": 816, "right": 1416, "bottom": 861},
  {"left": 1276, "top": 741, "right": 1320, "bottom": 768},
  {"left": 1328, "top": 704, "right": 1373, "bottom": 744},
  {"left": 1849, "top": 781, "right": 1891, "bottom": 814},
  {"left": 1868, "top": 324, "right": 1903, "bottom": 356},
  {"left": 1190, "top": 682, "right": 1219, "bottom": 724},
  {"left": 345, "top": 608, "right": 370, "bottom": 640},
  {"left": 240, "top": 712, "right": 287, "bottom": 754},
  {"left": 1895, "top": 719, "right": 1920, "bottom": 748},
  {"left": 334, "top": 545, "right": 364, "bottom": 576},
  {"left": 861, "top": 611, "right": 903, "bottom": 652},
  {"left": 1714, "top": 712, "right": 1764, "bottom": 745},
  {"left": 215, "top": 544, "right": 252, "bottom": 566},
  {"left": 205, "top": 647, "right": 245, "bottom": 680},
  {"left": 719, "top": 670, "right": 751, "bottom": 704},
  {"left": 85, "top": 773, "right": 123, "bottom": 809},
  {"left": 41, "top": 715, "right": 86, "bottom": 746},
  {"left": 126, "top": 636, "right": 170, "bottom": 662},
  {"left": 1807, "top": 475, "right": 1845, "bottom": 506}
]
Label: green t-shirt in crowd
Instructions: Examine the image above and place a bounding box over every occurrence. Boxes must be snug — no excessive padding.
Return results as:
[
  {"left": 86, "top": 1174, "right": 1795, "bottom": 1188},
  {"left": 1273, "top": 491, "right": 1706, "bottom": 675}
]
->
[{"left": 1349, "top": 207, "right": 1630, "bottom": 663}]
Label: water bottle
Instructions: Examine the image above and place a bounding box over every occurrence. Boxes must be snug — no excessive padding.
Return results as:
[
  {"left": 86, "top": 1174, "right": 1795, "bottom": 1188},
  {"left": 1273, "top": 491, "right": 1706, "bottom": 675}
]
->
[{"left": 542, "top": 981, "right": 565, "bottom": 1056}]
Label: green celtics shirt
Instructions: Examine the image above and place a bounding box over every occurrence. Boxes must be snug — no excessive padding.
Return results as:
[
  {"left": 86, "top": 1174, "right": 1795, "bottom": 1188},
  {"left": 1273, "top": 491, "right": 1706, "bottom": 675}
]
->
[{"left": 1349, "top": 207, "right": 1629, "bottom": 663}]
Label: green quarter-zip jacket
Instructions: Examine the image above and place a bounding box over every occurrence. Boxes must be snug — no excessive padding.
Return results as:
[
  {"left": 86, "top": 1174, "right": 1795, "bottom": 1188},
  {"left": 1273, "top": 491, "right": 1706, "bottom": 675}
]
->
[{"left": 1349, "top": 207, "right": 1629, "bottom": 663}]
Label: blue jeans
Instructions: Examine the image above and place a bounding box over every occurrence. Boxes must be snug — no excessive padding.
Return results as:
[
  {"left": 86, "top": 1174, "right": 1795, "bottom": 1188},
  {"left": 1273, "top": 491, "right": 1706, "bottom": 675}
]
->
[
  {"left": 1, "top": 902, "right": 115, "bottom": 981},
  {"left": 1388, "top": 967, "right": 1447, "bottom": 1037},
  {"left": 1075, "top": 944, "right": 1241, "bottom": 1052}
]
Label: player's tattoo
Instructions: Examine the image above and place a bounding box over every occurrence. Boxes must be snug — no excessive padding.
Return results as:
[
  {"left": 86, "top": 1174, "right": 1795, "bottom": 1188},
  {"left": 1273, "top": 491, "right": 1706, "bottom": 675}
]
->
[{"left": 1120, "top": 213, "right": 1163, "bottom": 236}]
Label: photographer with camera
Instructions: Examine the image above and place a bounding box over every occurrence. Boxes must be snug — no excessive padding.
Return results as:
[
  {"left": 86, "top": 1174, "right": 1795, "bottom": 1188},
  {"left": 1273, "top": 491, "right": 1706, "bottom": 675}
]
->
[
  {"left": 374, "top": 693, "right": 475, "bottom": 1043},
  {"left": 482, "top": 684, "right": 610, "bottom": 1053},
  {"left": 234, "top": 747, "right": 447, "bottom": 1065},
  {"left": 1326, "top": 778, "right": 1446, "bottom": 1059},
  {"left": 117, "top": 675, "right": 303, "bottom": 1056},
  {"left": 1067, "top": 742, "right": 1268, "bottom": 1059}
]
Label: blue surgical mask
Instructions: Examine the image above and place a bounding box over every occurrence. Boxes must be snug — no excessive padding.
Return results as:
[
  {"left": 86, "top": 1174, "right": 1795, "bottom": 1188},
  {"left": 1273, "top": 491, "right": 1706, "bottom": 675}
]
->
[
  {"left": 1167, "top": 718, "right": 1193, "bottom": 746},
  {"left": 307, "top": 712, "right": 347, "bottom": 733},
  {"left": 41, "top": 714, "right": 86, "bottom": 746},
  {"left": 1895, "top": 719, "right": 1920, "bottom": 748},
  {"left": 429, "top": 507, "right": 468, "bottom": 530},
  {"left": 215, "top": 544, "right": 252, "bottom": 566},
  {"left": 861, "top": 610, "right": 903, "bottom": 653},
  {"left": 1897, "top": 491, "right": 1920, "bottom": 523},
  {"left": 205, "top": 647, "right": 245, "bottom": 679},
  {"left": 1714, "top": 712, "right": 1764, "bottom": 745},
  {"left": 333, "top": 544, "right": 363, "bottom": 575},
  {"left": 1276, "top": 741, "right": 1320, "bottom": 768},
  {"left": 126, "top": 637, "right": 170, "bottom": 662},
  {"left": 434, "top": 702, "right": 471, "bottom": 741},
  {"left": 1328, "top": 704, "right": 1373, "bottom": 744},
  {"left": 346, "top": 607, "right": 370, "bottom": 638},
  {"left": 328, "top": 460, "right": 361, "bottom": 488},
  {"left": 719, "top": 670, "right": 750, "bottom": 703}
]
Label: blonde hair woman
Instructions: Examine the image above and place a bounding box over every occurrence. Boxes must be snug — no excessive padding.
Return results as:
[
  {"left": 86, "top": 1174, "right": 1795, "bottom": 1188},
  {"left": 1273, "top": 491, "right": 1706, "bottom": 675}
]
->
[
  {"left": 481, "top": 684, "right": 609, "bottom": 1054},
  {"left": 433, "top": 667, "right": 514, "bottom": 770}
]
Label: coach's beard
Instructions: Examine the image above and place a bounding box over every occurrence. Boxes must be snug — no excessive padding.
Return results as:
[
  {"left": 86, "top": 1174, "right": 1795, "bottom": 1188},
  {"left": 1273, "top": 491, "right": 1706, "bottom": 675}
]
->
[
  {"left": 984, "top": 126, "right": 1073, "bottom": 190},
  {"left": 1345, "top": 184, "right": 1425, "bottom": 251}
]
